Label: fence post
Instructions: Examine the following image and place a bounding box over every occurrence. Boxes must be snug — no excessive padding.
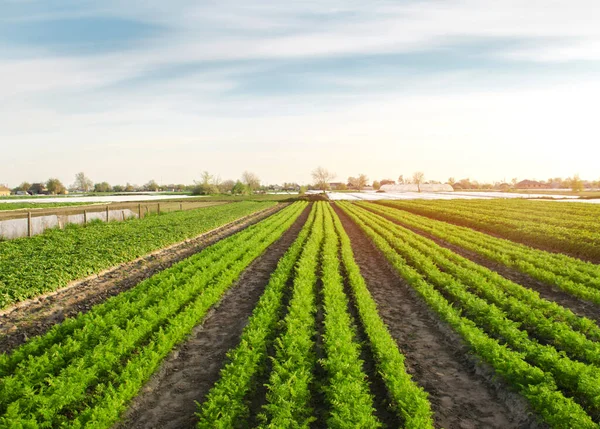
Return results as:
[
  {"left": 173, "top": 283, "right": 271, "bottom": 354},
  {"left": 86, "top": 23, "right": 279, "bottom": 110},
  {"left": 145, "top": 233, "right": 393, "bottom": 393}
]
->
[
  {"left": 28, "top": 211, "right": 32, "bottom": 237},
  {"left": 84, "top": 210, "right": 87, "bottom": 224},
  {"left": 180, "top": 202, "right": 183, "bottom": 211},
  {"left": 138, "top": 204, "right": 142, "bottom": 219},
  {"left": 158, "top": 203, "right": 161, "bottom": 215},
  {"left": 106, "top": 206, "right": 109, "bottom": 222}
]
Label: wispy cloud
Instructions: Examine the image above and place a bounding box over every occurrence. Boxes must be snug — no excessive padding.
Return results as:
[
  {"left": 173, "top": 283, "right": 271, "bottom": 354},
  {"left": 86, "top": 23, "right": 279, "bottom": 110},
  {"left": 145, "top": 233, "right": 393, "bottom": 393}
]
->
[{"left": 1, "top": 0, "right": 599, "bottom": 186}]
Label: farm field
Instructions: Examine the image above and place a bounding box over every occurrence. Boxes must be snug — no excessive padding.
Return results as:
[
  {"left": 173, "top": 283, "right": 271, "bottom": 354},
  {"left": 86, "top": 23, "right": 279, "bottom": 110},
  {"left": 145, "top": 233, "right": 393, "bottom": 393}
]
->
[
  {"left": 0, "top": 198, "right": 599, "bottom": 428},
  {"left": 380, "top": 198, "right": 600, "bottom": 262}
]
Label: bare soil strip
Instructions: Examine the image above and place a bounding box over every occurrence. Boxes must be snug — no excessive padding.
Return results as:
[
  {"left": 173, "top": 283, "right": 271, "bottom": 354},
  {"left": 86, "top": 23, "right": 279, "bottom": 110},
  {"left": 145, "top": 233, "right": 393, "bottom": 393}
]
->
[
  {"left": 364, "top": 206, "right": 600, "bottom": 326},
  {"left": 333, "top": 204, "right": 542, "bottom": 429},
  {"left": 0, "top": 204, "right": 283, "bottom": 354},
  {"left": 115, "top": 205, "right": 310, "bottom": 429}
]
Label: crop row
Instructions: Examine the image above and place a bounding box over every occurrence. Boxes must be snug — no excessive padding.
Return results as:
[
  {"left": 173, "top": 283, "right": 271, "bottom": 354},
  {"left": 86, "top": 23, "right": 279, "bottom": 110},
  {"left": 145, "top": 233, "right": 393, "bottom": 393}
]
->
[
  {"left": 0, "top": 200, "right": 275, "bottom": 309},
  {"left": 362, "top": 202, "right": 600, "bottom": 305},
  {"left": 0, "top": 201, "right": 306, "bottom": 428},
  {"left": 197, "top": 202, "right": 433, "bottom": 428},
  {"left": 339, "top": 201, "right": 600, "bottom": 428},
  {"left": 380, "top": 199, "right": 600, "bottom": 261},
  {"left": 443, "top": 198, "right": 600, "bottom": 221}
]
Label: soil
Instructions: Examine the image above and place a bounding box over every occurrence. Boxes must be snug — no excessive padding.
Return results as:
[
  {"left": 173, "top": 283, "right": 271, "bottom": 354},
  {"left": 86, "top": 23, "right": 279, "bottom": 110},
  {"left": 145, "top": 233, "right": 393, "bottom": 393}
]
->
[
  {"left": 333, "top": 203, "right": 544, "bottom": 429},
  {"left": 0, "top": 204, "right": 283, "bottom": 354},
  {"left": 114, "top": 204, "right": 310, "bottom": 429},
  {"left": 364, "top": 206, "right": 600, "bottom": 326}
]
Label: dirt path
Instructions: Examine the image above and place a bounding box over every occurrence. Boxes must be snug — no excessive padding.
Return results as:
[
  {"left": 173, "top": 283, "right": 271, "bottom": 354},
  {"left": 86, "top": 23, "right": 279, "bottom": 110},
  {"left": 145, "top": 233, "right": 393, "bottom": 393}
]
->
[
  {"left": 333, "top": 204, "right": 543, "bottom": 429},
  {"left": 364, "top": 206, "right": 600, "bottom": 326},
  {"left": 0, "top": 204, "right": 283, "bottom": 354},
  {"left": 114, "top": 205, "right": 310, "bottom": 429}
]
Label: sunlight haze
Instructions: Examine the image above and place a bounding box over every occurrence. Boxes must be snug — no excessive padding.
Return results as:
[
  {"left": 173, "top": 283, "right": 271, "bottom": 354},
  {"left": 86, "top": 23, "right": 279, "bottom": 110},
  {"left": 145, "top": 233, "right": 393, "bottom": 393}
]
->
[{"left": 1, "top": 1, "right": 599, "bottom": 186}]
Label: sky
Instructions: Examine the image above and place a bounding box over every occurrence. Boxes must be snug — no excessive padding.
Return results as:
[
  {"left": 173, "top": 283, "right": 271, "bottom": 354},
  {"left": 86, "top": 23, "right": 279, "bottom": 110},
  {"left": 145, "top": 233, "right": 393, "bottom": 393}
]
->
[{"left": 1, "top": 0, "right": 599, "bottom": 188}]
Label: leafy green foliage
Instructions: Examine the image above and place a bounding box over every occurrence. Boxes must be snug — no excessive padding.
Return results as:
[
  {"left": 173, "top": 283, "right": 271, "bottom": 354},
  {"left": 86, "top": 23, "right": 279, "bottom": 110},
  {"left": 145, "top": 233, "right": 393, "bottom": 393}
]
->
[
  {"left": 339, "top": 201, "right": 599, "bottom": 428},
  {"left": 197, "top": 203, "right": 316, "bottom": 428},
  {"left": 331, "top": 206, "right": 434, "bottom": 429},
  {"left": 258, "top": 203, "right": 325, "bottom": 428},
  {"left": 319, "top": 204, "right": 380, "bottom": 428},
  {"left": 0, "top": 201, "right": 275, "bottom": 309},
  {"left": 0, "top": 202, "right": 306, "bottom": 428},
  {"left": 379, "top": 199, "right": 600, "bottom": 261},
  {"left": 366, "top": 201, "right": 600, "bottom": 305}
]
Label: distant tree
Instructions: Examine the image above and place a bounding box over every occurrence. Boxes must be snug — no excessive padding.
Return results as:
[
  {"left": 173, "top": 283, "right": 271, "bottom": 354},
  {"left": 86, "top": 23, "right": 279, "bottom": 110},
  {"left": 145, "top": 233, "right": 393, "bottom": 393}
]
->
[
  {"left": 94, "top": 182, "right": 112, "bottom": 193},
  {"left": 74, "top": 172, "right": 93, "bottom": 192},
  {"left": 46, "top": 178, "right": 66, "bottom": 195},
  {"left": 447, "top": 177, "right": 456, "bottom": 185},
  {"left": 112, "top": 185, "right": 124, "bottom": 192},
  {"left": 17, "top": 182, "right": 31, "bottom": 192},
  {"left": 412, "top": 171, "right": 425, "bottom": 193},
  {"left": 347, "top": 177, "right": 358, "bottom": 189},
  {"left": 144, "top": 180, "right": 160, "bottom": 192},
  {"left": 312, "top": 166, "right": 335, "bottom": 192},
  {"left": 568, "top": 174, "right": 584, "bottom": 192},
  {"left": 242, "top": 171, "right": 260, "bottom": 194},
  {"left": 124, "top": 183, "right": 135, "bottom": 192},
  {"left": 380, "top": 179, "right": 395, "bottom": 186},
  {"left": 511, "top": 178, "right": 518, "bottom": 187},
  {"left": 372, "top": 180, "right": 381, "bottom": 190},
  {"left": 398, "top": 175, "right": 405, "bottom": 184},
  {"left": 231, "top": 180, "right": 246, "bottom": 195},
  {"left": 299, "top": 185, "right": 308, "bottom": 195},
  {"left": 357, "top": 174, "right": 369, "bottom": 190},
  {"left": 193, "top": 171, "right": 219, "bottom": 195},
  {"left": 218, "top": 179, "right": 236, "bottom": 194}
]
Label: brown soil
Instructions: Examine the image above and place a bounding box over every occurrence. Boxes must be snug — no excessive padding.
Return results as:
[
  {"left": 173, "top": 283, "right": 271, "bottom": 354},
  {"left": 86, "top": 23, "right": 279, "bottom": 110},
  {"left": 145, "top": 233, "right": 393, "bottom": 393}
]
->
[
  {"left": 0, "top": 205, "right": 283, "bottom": 354},
  {"left": 333, "top": 204, "right": 544, "bottom": 429},
  {"left": 365, "top": 206, "right": 600, "bottom": 326},
  {"left": 114, "top": 204, "right": 310, "bottom": 429}
]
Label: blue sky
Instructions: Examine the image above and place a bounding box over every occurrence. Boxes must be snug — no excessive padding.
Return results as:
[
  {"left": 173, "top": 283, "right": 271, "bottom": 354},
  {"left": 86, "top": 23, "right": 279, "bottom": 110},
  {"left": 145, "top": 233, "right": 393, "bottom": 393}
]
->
[{"left": 1, "top": 0, "right": 599, "bottom": 187}]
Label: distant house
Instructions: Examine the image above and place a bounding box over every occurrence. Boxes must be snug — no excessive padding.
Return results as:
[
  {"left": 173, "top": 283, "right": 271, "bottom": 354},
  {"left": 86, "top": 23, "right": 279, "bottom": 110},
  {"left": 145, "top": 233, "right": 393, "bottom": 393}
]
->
[
  {"left": 515, "top": 180, "right": 548, "bottom": 189},
  {"left": 0, "top": 186, "right": 10, "bottom": 197},
  {"left": 28, "top": 183, "right": 48, "bottom": 195}
]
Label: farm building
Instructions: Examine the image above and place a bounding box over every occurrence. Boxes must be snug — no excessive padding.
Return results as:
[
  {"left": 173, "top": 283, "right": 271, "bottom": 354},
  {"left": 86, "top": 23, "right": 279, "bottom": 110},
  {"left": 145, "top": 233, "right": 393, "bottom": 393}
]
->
[
  {"left": 28, "top": 183, "right": 48, "bottom": 195},
  {"left": 515, "top": 180, "right": 548, "bottom": 189},
  {"left": 0, "top": 185, "right": 11, "bottom": 196},
  {"left": 380, "top": 184, "right": 454, "bottom": 193}
]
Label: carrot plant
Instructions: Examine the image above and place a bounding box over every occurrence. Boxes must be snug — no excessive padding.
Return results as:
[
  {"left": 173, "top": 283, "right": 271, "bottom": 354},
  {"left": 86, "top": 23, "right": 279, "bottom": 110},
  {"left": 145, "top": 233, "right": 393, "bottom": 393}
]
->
[
  {"left": 0, "top": 201, "right": 276, "bottom": 309},
  {"left": 339, "top": 201, "right": 598, "bottom": 428},
  {"left": 330, "top": 205, "right": 434, "bottom": 429},
  {"left": 0, "top": 202, "right": 306, "bottom": 428},
  {"left": 258, "top": 202, "right": 325, "bottom": 428},
  {"left": 196, "top": 202, "right": 316, "bottom": 428}
]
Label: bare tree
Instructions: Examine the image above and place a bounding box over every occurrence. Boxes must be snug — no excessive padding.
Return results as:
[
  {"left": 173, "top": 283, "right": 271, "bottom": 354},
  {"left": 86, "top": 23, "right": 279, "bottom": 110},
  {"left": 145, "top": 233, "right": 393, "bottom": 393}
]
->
[
  {"left": 412, "top": 171, "right": 425, "bottom": 193},
  {"left": 357, "top": 174, "right": 369, "bottom": 190},
  {"left": 242, "top": 171, "right": 260, "bottom": 194},
  {"left": 218, "top": 179, "right": 236, "bottom": 194},
  {"left": 347, "top": 177, "right": 358, "bottom": 189},
  {"left": 312, "top": 166, "right": 335, "bottom": 192},
  {"left": 74, "top": 172, "right": 93, "bottom": 192},
  {"left": 398, "top": 174, "right": 405, "bottom": 184},
  {"left": 568, "top": 174, "right": 584, "bottom": 192}
]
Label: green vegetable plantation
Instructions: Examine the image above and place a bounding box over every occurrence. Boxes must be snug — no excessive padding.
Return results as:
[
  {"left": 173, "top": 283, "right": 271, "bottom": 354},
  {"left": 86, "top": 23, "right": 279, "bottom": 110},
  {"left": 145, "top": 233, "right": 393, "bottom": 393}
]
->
[{"left": 1, "top": 198, "right": 599, "bottom": 428}]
